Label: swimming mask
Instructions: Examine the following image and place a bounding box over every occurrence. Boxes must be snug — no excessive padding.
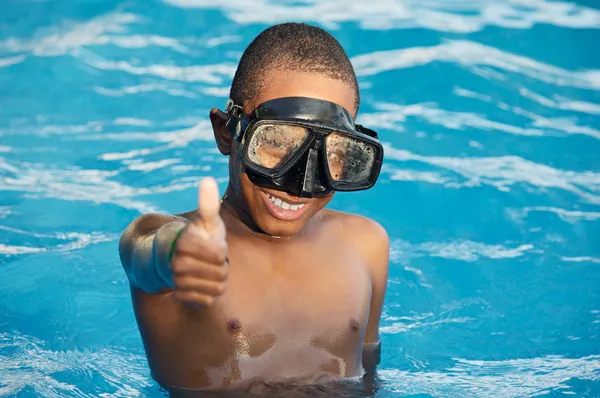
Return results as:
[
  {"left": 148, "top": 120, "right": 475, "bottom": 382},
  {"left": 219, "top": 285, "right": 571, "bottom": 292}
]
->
[{"left": 225, "top": 96, "right": 384, "bottom": 198}]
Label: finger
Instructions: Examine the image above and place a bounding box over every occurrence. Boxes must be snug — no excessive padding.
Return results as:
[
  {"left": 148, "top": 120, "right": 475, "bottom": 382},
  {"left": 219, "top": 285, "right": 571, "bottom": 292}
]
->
[
  {"left": 174, "top": 291, "right": 217, "bottom": 307},
  {"left": 176, "top": 227, "right": 228, "bottom": 265},
  {"left": 171, "top": 256, "right": 228, "bottom": 281},
  {"left": 197, "top": 177, "right": 222, "bottom": 235},
  {"left": 174, "top": 277, "right": 226, "bottom": 296}
]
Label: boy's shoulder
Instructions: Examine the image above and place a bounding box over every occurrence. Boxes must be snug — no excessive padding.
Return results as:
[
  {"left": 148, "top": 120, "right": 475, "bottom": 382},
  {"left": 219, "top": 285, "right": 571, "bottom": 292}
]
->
[
  {"left": 320, "top": 209, "right": 389, "bottom": 257},
  {"left": 319, "top": 209, "right": 389, "bottom": 282},
  {"left": 321, "top": 207, "right": 385, "bottom": 230}
]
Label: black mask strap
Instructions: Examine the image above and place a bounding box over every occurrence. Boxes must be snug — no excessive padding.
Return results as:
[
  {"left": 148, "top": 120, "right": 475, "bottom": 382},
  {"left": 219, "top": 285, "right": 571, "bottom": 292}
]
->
[{"left": 225, "top": 98, "right": 245, "bottom": 141}]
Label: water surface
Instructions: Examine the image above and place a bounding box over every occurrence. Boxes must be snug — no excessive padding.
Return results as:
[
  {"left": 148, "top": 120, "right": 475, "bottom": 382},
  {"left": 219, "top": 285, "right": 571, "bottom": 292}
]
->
[{"left": 1, "top": 0, "right": 599, "bottom": 396}]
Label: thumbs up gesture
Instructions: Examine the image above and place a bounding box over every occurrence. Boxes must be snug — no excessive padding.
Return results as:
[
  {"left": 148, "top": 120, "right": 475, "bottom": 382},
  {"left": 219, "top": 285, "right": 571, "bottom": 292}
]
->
[{"left": 170, "top": 177, "right": 228, "bottom": 307}]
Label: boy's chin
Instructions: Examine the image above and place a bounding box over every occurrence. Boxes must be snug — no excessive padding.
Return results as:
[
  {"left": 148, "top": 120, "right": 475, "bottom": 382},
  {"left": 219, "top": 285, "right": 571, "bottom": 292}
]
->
[{"left": 257, "top": 218, "right": 307, "bottom": 238}]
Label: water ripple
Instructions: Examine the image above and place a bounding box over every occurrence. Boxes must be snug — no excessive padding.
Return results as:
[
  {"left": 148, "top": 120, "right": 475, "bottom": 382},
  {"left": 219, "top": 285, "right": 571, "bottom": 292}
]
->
[
  {"left": 0, "top": 332, "right": 150, "bottom": 397},
  {"left": 379, "top": 355, "right": 600, "bottom": 397},
  {"left": 1, "top": 1, "right": 598, "bottom": 396},
  {"left": 381, "top": 316, "right": 475, "bottom": 335},
  {"left": 360, "top": 102, "right": 549, "bottom": 137},
  {"left": 0, "top": 12, "right": 141, "bottom": 57},
  {"left": 518, "top": 87, "right": 600, "bottom": 116},
  {"left": 78, "top": 51, "right": 236, "bottom": 84},
  {"left": 518, "top": 206, "right": 600, "bottom": 223},
  {"left": 0, "top": 244, "right": 45, "bottom": 255},
  {"left": 162, "top": 0, "right": 600, "bottom": 32},
  {"left": 352, "top": 40, "right": 600, "bottom": 90},
  {"left": 561, "top": 256, "right": 600, "bottom": 264},
  {"left": 0, "top": 55, "right": 26, "bottom": 68},
  {"left": 0, "top": 159, "right": 158, "bottom": 213},
  {"left": 93, "top": 83, "right": 198, "bottom": 99},
  {"left": 390, "top": 239, "right": 533, "bottom": 264},
  {"left": 384, "top": 146, "right": 600, "bottom": 204},
  {"left": 0, "top": 226, "right": 118, "bottom": 255},
  {"left": 0, "top": 206, "right": 12, "bottom": 219},
  {"left": 361, "top": 99, "right": 600, "bottom": 141}
]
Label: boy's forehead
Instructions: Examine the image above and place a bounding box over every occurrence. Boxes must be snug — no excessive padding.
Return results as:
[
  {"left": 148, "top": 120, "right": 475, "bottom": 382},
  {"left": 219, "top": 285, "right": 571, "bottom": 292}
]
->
[{"left": 245, "top": 71, "right": 357, "bottom": 119}]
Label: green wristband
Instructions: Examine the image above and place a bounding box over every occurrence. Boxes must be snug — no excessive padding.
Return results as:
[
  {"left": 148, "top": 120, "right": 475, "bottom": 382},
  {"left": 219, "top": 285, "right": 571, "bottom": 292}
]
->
[{"left": 167, "top": 228, "right": 185, "bottom": 265}]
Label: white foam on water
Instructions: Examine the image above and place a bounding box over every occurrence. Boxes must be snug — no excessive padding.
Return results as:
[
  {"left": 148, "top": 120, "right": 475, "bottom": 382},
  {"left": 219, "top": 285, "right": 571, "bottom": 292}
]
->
[
  {"left": 0, "top": 12, "right": 142, "bottom": 56},
  {"left": 352, "top": 40, "right": 600, "bottom": 91},
  {"left": 519, "top": 206, "right": 600, "bottom": 223},
  {"left": 0, "top": 55, "right": 26, "bottom": 68},
  {"left": 93, "top": 84, "right": 198, "bottom": 99},
  {"left": 0, "top": 332, "right": 151, "bottom": 397},
  {"left": 390, "top": 239, "right": 534, "bottom": 264},
  {"left": 379, "top": 355, "right": 600, "bottom": 398},
  {"left": 162, "top": 0, "right": 600, "bottom": 32},
  {"left": 383, "top": 145, "right": 600, "bottom": 204}
]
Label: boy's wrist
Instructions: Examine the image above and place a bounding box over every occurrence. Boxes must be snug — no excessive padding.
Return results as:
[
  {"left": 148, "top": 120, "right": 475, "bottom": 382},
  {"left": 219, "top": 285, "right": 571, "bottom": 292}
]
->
[{"left": 153, "top": 220, "right": 187, "bottom": 289}]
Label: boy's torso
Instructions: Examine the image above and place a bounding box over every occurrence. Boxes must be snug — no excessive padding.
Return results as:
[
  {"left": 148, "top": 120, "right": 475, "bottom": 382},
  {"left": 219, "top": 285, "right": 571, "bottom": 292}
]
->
[{"left": 131, "top": 210, "right": 374, "bottom": 390}]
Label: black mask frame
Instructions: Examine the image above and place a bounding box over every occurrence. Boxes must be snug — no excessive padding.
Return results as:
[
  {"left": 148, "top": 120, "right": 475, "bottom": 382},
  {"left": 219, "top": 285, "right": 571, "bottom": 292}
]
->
[{"left": 225, "top": 96, "right": 384, "bottom": 197}]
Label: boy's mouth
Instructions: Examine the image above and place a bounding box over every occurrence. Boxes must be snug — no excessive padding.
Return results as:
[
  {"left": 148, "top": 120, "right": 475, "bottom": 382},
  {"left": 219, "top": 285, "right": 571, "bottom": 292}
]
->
[{"left": 260, "top": 190, "right": 311, "bottom": 221}]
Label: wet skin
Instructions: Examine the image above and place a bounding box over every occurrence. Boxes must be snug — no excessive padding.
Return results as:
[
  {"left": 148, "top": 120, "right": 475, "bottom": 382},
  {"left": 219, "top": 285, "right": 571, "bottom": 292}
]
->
[{"left": 119, "top": 71, "right": 389, "bottom": 392}]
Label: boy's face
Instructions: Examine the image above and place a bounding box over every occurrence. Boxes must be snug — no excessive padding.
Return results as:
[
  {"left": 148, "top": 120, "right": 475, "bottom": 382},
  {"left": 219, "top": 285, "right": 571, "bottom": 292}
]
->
[{"left": 213, "top": 70, "right": 357, "bottom": 237}]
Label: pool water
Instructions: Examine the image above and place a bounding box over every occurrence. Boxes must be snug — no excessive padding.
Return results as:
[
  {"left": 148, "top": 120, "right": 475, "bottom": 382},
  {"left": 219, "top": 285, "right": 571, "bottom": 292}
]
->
[{"left": 1, "top": 0, "right": 600, "bottom": 396}]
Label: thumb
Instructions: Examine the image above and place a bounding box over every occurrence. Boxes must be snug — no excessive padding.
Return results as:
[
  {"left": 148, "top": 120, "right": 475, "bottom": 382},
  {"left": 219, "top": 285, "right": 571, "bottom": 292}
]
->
[{"left": 197, "top": 177, "right": 222, "bottom": 235}]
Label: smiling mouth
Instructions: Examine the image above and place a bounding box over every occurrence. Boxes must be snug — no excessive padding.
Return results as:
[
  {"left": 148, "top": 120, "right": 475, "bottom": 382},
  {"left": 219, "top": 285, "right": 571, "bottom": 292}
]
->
[
  {"left": 265, "top": 192, "right": 307, "bottom": 211},
  {"left": 260, "top": 190, "right": 311, "bottom": 221}
]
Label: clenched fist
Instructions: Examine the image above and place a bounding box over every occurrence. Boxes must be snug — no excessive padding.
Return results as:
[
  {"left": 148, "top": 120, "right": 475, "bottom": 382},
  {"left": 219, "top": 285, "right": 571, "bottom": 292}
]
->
[{"left": 170, "top": 178, "right": 228, "bottom": 307}]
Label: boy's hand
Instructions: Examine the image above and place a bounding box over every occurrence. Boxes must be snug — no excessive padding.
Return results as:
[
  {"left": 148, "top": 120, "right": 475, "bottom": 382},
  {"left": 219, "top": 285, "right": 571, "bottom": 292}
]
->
[{"left": 170, "top": 177, "right": 228, "bottom": 307}]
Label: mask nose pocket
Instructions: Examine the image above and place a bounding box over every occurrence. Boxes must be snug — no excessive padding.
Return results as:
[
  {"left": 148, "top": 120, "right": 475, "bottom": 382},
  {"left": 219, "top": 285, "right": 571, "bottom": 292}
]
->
[{"left": 301, "top": 148, "right": 328, "bottom": 197}]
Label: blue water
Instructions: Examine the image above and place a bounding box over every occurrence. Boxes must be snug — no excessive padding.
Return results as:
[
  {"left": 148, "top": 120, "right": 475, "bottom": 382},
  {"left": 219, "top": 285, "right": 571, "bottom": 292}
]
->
[{"left": 1, "top": 0, "right": 600, "bottom": 396}]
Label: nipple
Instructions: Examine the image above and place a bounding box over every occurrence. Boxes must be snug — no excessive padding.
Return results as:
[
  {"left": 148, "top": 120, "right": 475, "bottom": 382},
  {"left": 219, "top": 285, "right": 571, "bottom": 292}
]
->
[
  {"left": 349, "top": 318, "right": 360, "bottom": 331},
  {"left": 227, "top": 319, "right": 242, "bottom": 334}
]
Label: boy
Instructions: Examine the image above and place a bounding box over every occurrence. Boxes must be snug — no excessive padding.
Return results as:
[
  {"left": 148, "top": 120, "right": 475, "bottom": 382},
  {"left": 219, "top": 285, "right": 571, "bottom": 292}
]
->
[{"left": 119, "top": 22, "right": 389, "bottom": 393}]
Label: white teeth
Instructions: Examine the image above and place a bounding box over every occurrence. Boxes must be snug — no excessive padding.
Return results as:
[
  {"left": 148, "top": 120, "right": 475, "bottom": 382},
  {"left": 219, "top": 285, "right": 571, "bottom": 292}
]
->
[{"left": 266, "top": 194, "right": 305, "bottom": 211}]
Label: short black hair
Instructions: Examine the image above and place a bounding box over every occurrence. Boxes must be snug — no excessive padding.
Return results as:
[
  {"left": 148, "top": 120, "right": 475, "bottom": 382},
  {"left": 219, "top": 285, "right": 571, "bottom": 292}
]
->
[{"left": 229, "top": 23, "right": 360, "bottom": 113}]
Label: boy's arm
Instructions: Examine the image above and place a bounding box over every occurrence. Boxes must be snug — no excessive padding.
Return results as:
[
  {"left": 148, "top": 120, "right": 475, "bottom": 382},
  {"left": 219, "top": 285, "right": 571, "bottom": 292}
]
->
[
  {"left": 119, "top": 177, "right": 229, "bottom": 306},
  {"left": 361, "top": 220, "right": 390, "bottom": 375},
  {"left": 119, "top": 213, "right": 187, "bottom": 293}
]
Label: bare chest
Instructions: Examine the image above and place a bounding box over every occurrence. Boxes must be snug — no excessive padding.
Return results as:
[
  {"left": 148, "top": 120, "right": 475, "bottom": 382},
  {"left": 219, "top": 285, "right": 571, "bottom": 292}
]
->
[
  {"left": 137, "top": 234, "right": 374, "bottom": 389},
  {"left": 222, "top": 239, "right": 372, "bottom": 335},
  {"left": 199, "top": 250, "right": 372, "bottom": 384}
]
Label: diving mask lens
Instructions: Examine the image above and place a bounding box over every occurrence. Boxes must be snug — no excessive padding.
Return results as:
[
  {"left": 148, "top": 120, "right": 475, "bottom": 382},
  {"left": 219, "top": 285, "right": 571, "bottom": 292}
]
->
[
  {"left": 246, "top": 123, "right": 310, "bottom": 170},
  {"left": 325, "top": 132, "right": 377, "bottom": 184}
]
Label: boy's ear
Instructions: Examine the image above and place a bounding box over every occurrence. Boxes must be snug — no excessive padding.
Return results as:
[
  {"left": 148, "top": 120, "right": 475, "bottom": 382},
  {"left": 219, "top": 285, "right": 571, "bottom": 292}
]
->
[{"left": 210, "top": 108, "right": 232, "bottom": 155}]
